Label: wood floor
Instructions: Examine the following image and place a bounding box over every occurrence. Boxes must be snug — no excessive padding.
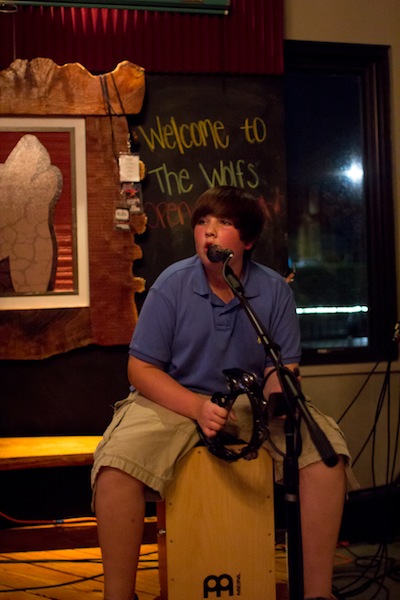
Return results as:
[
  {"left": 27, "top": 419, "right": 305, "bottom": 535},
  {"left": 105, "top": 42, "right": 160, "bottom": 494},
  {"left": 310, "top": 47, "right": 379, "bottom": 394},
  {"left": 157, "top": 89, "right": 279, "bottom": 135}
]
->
[
  {"left": 0, "top": 540, "right": 291, "bottom": 600},
  {"left": 0, "top": 543, "right": 160, "bottom": 600},
  {"left": 1, "top": 538, "right": 399, "bottom": 599}
]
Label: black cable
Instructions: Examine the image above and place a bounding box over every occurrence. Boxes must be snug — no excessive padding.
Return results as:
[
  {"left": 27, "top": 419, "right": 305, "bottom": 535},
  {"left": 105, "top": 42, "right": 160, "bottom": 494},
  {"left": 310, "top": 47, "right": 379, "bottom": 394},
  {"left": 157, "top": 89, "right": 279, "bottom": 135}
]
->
[
  {"left": 0, "top": 551, "right": 158, "bottom": 593},
  {"left": 333, "top": 542, "right": 394, "bottom": 599},
  {"left": 369, "top": 362, "right": 390, "bottom": 486},
  {"left": 333, "top": 329, "right": 400, "bottom": 599},
  {"left": 0, "top": 557, "right": 101, "bottom": 564},
  {"left": 382, "top": 363, "right": 391, "bottom": 486},
  {"left": 100, "top": 73, "right": 120, "bottom": 169},
  {"left": 388, "top": 557, "right": 400, "bottom": 582},
  {"left": 0, "top": 550, "right": 157, "bottom": 566},
  {"left": 389, "top": 378, "right": 400, "bottom": 484},
  {"left": 0, "top": 572, "right": 104, "bottom": 593},
  {"left": 110, "top": 73, "right": 133, "bottom": 148},
  {"left": 337, "top": 360, "right": 380, "bottom": 425}
]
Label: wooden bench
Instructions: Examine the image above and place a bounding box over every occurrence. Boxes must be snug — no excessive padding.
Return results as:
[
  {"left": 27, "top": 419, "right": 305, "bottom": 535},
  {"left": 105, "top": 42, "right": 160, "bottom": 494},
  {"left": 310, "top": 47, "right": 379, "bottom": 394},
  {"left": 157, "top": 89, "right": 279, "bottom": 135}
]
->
[
  {"left": 0, "top": 436, "right": 157, "bottom": 552},
  {"left": 0, "top": 436, "right": 101, "bottom": 471}
]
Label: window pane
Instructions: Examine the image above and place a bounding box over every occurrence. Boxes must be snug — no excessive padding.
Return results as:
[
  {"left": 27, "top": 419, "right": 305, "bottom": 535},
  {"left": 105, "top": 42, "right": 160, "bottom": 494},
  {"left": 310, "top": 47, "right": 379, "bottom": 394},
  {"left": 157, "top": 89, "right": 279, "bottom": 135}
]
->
[{"left": 285, "top": 71, "right": 369, "bottom": 352}]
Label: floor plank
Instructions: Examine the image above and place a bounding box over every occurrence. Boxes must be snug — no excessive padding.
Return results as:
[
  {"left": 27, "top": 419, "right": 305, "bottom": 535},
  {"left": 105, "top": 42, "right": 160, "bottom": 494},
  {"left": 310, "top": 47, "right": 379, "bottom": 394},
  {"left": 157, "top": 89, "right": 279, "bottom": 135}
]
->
[
  {"left": 0, "top": 544, "right": 157, "bottom": 599},
  {"left": 1, "top": 540, "right": 399, "bottom": 599}
]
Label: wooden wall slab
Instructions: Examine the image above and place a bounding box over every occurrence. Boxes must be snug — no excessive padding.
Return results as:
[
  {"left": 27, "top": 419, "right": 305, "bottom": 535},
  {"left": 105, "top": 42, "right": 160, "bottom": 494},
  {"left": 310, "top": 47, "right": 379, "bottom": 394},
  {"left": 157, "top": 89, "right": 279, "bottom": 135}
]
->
[
  {"left": 0, "top": 58, "right": 145, "bottom": 115},
  {"left": 0, "top": 58, "right": 147, "bottom": 359}
]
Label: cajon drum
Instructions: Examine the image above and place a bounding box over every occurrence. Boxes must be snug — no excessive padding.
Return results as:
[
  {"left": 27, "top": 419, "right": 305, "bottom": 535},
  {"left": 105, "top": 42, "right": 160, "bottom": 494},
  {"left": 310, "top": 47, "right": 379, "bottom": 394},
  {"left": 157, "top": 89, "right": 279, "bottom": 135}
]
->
[{"left": 158, "top": 445, "right": 276, "bottom": 600}]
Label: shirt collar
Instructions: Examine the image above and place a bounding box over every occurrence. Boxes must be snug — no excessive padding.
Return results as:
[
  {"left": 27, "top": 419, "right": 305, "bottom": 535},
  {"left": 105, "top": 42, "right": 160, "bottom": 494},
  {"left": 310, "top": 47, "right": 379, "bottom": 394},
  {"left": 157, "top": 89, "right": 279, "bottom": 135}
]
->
[
  {"left": 241, "top": 260, "right": 260, "bottom": 298},
  {"left": 192, "top": 256, "right": 211, "bottom": 297},
  {"left": 192, "top": 255, "right": 261, "bottom": 299}
]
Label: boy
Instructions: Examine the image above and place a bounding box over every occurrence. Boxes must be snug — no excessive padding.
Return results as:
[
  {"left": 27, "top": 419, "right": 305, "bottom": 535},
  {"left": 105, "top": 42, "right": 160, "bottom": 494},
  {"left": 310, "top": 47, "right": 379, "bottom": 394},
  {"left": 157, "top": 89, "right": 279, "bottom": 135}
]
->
[{"left": 92, "top": 186, "right": 350, "bottom": 600}]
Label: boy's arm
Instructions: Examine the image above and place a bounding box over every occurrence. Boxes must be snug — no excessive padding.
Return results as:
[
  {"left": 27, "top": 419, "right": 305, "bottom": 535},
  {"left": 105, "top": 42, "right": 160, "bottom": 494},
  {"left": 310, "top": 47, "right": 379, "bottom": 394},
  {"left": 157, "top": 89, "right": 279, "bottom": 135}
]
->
[
  {"left": 263, "top": 363, "right": 300, "bottom": 398},
  {"left": 128, "top": 355, "right": 229, "bottom": 437},
  {"left": 263, "top": 363, "right": 300, "bottom": 419}
]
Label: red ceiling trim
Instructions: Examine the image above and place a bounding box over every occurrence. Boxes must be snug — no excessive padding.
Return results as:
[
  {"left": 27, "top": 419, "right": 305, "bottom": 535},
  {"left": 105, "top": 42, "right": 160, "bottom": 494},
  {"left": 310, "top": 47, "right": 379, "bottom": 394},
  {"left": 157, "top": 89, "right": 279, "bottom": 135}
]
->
[{"left": 0, "top": 0, "right": 283, "bottom": 74}]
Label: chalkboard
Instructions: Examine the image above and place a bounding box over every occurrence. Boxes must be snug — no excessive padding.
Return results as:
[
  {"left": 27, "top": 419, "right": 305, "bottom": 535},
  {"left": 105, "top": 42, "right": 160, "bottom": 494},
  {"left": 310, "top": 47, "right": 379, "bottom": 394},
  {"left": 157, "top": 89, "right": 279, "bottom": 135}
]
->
[{"left": 130, "top": 74, "right": 287, "bottom": 298}]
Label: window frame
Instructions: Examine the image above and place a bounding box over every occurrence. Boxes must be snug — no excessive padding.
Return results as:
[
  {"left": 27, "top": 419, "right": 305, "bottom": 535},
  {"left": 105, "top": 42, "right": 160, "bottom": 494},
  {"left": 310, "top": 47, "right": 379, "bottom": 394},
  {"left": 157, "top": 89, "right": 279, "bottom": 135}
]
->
[{"left": 284, "top": 40, "right": 397, "bottom": 365}]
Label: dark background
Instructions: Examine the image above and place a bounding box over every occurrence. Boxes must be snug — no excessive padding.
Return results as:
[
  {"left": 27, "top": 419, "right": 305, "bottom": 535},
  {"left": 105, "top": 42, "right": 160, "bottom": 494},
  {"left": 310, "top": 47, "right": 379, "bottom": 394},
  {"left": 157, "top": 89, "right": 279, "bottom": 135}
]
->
[
  {"left": 132, "top": 74, "right": 288, "bottom": 301},
  {"left": 1, "top": 73, "right": 287, "bottom": 438}
]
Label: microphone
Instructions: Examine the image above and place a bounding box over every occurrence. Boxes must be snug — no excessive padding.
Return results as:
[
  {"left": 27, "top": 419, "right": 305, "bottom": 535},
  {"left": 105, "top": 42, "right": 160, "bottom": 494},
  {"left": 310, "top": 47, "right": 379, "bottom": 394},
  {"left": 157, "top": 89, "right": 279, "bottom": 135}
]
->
[{"left": 207, "top": 244, "right": 234, "bottom": 263}]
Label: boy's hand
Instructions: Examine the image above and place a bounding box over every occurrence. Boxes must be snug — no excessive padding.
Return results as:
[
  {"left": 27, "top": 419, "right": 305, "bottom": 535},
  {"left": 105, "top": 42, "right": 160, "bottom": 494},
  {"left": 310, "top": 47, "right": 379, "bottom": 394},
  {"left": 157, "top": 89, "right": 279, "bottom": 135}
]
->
[{"left": 196, "top": 396, "right": 236, "bottom": 438}]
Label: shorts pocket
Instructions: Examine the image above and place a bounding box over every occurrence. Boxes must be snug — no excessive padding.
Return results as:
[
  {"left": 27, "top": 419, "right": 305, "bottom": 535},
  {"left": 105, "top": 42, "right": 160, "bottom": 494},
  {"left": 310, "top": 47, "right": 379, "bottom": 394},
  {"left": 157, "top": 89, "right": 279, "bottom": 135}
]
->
[{"left": 101, "top": 393, "right": 136, "bottom": 443}]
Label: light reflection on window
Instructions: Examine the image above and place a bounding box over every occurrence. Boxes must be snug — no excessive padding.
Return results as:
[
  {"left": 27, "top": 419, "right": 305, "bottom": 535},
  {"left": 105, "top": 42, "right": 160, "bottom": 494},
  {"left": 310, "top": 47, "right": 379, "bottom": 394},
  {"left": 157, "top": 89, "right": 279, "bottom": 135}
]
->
[{"left": 285, "top": 72, "right": 369, "bottom": 352}]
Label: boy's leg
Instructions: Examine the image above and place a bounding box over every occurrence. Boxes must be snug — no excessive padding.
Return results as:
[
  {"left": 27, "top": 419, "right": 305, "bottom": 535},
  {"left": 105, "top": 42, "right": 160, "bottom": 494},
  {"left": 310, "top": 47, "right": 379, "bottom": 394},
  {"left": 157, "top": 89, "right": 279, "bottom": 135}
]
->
[
  {"left": 95, "top": 466, "right": 146, "bottom": 600},
  {"left": 299, "top": 457, "right": 346, "bottom": 599}
]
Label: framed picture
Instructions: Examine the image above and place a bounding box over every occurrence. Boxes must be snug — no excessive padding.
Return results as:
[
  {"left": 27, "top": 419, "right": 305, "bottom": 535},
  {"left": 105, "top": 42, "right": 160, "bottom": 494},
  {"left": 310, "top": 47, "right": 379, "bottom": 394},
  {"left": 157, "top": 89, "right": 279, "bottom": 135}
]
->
[{"left": 0, "top": 117, "right": 89, "bottom": 309}]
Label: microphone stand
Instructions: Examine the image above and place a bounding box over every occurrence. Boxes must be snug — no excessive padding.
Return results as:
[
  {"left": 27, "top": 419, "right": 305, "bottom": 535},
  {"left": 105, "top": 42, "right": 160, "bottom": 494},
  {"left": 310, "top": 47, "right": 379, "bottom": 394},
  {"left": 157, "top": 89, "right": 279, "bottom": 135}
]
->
[{"left": 222, "top": 260, "right": 339, "bottom": 600}]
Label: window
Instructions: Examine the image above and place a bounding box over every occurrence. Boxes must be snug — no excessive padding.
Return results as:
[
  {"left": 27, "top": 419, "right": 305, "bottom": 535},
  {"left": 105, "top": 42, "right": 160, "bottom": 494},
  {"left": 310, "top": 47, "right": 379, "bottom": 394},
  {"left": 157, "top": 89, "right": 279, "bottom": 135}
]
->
[{"left": 284, "top": 41, "right": 396, "bottom": 364}]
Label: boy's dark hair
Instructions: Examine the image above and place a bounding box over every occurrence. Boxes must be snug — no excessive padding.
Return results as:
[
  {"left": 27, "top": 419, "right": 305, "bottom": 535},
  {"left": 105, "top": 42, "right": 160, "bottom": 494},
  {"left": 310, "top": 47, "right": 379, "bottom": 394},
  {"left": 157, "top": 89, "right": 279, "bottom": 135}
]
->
[{"left": 191, "top": 186, "right": 265, "bottom": 248}]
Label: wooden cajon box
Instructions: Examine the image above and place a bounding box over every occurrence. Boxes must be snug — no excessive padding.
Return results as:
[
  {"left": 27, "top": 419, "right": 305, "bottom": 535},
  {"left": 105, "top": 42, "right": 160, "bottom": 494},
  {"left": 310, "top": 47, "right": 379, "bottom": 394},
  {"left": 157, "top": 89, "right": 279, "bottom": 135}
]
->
[{"left": 158, "top": 445, "right": 276, "bottom": 600}]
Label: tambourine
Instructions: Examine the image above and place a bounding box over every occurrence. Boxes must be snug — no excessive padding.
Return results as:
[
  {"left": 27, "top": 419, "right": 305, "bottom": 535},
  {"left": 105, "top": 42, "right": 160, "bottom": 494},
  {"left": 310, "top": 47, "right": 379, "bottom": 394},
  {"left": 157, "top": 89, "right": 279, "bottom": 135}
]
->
[{"left": 197, "top": 368, "right": 269, "bottom": 462}]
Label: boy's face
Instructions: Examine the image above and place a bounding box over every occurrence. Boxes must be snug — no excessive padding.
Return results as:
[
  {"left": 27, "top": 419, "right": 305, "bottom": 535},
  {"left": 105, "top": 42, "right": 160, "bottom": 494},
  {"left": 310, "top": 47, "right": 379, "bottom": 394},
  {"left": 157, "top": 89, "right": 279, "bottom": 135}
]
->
[{"left": 193, "top": 214, "right": 253, "bottom": 270}]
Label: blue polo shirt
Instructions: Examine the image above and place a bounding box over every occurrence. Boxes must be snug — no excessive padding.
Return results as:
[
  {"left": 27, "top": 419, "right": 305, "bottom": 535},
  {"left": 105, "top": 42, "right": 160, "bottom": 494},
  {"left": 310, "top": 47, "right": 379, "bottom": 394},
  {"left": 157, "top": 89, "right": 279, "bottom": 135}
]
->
[{"left": 129, "top": 255, "right": 301, "bottom": 396}]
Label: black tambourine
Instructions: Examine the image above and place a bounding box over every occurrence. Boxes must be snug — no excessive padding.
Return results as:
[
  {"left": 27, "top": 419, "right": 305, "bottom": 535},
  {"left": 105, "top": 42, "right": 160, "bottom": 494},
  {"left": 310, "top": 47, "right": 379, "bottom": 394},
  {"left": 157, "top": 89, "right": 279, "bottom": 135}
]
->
[{"left": 197, "top": 368, "right": 269, "bottom": 462}]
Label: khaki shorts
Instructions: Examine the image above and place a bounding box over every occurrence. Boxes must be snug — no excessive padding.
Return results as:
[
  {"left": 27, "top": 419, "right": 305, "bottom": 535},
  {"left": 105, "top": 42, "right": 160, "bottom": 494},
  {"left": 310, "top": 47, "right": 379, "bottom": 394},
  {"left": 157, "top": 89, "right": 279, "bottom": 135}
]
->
[{"left": 91, "top": 391, "right": 354, "bottom": 503}]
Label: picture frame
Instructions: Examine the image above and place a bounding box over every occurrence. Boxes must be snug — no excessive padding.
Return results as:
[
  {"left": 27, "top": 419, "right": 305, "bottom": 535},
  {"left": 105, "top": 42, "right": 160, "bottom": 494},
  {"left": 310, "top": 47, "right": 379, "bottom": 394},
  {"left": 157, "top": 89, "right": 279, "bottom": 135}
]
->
[{"left": 0, "top": 117, "right": 89, "bottom": 309}]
